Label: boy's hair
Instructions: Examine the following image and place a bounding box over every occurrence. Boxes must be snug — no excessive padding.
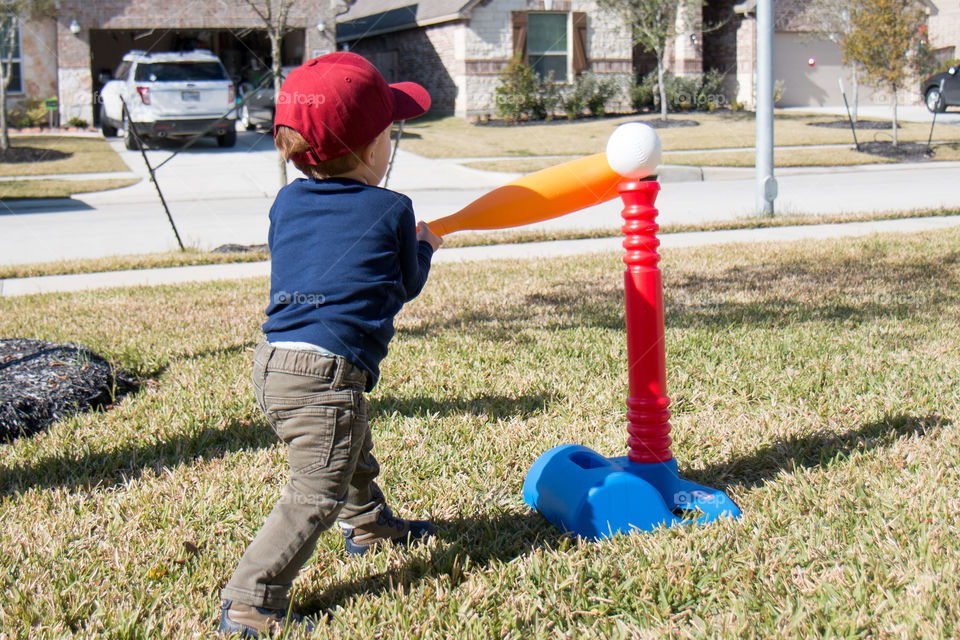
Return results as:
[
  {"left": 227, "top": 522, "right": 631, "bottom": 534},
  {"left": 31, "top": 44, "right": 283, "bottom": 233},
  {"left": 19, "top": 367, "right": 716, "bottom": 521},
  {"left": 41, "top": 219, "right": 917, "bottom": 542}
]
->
[{"left": 275, "top": 125, "right": 362, "bottom": 180}]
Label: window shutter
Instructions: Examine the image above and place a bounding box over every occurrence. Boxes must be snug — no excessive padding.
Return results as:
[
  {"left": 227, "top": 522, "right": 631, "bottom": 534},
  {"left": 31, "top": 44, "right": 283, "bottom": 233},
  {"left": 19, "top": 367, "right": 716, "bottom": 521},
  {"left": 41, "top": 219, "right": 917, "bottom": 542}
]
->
[
  {"left": 512, "top": 11, "right": 528, "bottom": 63},
  {"left": 572, "top": 12, "right": 588, "bottom": 75}
]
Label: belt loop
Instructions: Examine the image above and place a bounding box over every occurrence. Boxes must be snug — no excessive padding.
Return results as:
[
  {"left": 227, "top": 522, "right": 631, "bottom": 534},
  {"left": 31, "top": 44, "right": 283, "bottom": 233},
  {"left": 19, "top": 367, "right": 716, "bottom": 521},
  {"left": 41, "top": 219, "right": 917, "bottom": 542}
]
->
[{"left": 331, "top": 355, "right": 346, "bottom": 390}]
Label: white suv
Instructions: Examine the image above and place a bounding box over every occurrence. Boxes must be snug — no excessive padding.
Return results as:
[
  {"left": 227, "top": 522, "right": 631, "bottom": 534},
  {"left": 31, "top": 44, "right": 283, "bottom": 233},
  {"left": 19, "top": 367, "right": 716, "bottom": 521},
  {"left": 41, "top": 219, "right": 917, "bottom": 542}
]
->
[{"left": 100, "top": 50, "right": 237, "bottom": 149}]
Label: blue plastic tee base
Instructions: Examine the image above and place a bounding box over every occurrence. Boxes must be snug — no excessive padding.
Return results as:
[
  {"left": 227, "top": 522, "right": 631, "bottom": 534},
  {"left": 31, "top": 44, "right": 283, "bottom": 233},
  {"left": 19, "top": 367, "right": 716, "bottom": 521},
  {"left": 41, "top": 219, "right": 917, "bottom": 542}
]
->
[{"left": 523, "top": 444, "right": 741, "bottom": 539}]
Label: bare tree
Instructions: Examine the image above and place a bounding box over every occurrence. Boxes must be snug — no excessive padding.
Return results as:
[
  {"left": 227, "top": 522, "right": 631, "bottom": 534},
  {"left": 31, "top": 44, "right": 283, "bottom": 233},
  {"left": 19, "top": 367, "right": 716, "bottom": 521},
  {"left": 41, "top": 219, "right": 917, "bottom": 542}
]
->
[
  {"left": 1, "top": 0, "right": 55, "bottom": 152},
  {"left": 599, "top": 0, "right": 710, "bottom": 121},
  {"left": 240, "top": 0, "right": 297, "bottom": 185}
]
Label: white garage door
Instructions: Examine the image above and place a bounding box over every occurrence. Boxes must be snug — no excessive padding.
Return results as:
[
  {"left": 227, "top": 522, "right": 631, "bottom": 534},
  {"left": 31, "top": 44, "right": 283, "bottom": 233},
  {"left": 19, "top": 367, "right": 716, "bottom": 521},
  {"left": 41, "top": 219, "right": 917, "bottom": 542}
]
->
[{"left": 773, "top": 32, "right": 880, "bottom": 107}]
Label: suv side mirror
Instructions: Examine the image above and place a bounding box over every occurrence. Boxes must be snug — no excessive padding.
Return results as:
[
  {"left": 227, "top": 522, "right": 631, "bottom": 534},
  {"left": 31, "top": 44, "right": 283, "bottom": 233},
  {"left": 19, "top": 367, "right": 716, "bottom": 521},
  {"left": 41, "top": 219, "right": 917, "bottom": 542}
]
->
[{"left": 950, "top": 67, "right": 957, "bottom": 76}]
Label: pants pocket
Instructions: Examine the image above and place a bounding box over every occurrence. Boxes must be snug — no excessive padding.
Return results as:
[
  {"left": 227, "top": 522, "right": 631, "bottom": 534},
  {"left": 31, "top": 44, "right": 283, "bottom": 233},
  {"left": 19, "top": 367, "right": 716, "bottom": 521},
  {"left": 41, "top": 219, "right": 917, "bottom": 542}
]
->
[{"left": 274, "top": 405, "right": 342, "bottom": 474}]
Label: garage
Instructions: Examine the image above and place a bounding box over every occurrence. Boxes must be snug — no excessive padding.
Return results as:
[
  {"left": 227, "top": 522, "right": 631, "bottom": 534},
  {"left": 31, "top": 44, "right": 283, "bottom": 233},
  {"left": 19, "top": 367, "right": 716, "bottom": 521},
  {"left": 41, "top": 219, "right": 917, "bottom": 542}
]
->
[{"left": 773, "top": 32, "right": 880, "bottom": 108}]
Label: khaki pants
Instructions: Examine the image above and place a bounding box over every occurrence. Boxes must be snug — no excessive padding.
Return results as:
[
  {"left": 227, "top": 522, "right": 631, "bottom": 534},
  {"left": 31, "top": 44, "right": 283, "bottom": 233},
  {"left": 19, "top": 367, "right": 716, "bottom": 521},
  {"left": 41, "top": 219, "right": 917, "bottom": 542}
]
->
[{"left": 222, "top": 341, "right": 386, "bottom": 609}]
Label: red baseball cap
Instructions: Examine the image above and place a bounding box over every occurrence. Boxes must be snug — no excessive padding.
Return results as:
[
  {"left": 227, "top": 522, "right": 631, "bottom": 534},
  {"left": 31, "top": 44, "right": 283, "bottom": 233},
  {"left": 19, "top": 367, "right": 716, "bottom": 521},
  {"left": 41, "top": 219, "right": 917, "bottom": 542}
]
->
[{"left": 274, "top": 52, "right": 431, "bottom": 165}]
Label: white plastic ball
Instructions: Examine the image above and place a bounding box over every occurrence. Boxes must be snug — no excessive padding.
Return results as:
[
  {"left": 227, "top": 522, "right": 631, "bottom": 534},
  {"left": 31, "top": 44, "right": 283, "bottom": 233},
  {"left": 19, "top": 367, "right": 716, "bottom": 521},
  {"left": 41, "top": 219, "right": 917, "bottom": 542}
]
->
[{"left": 605, "top": 122, "right": 662, "bottom": 179}]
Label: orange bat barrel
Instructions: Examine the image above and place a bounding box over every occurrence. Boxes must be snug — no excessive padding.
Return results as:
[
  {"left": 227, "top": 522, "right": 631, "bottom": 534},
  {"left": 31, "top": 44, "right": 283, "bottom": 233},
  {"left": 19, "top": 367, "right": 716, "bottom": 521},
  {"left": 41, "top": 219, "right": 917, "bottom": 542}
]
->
[{"left": 427, "top": 153, "right": 621, "bottom": 236}]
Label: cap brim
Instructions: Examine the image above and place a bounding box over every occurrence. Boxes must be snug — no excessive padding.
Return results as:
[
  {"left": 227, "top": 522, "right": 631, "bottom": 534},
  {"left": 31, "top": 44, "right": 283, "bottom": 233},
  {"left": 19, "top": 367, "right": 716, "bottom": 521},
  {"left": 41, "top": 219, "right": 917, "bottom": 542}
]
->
[{"left": 390, "top": 82, "right": 431, "bottom": 121}]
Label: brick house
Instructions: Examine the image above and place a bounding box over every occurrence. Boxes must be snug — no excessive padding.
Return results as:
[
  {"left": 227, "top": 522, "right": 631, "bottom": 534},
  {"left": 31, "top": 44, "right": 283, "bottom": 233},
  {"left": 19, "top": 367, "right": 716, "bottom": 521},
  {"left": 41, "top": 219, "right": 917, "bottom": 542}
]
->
[
  {"left": 336, "top": 0, "right": 644, "bottom": 117},
  {"left": 4, "top": 0, "right": 337, "bottom": 125},
  {"left": 338, "top": 0, "right": 960, "bottom": 115}
]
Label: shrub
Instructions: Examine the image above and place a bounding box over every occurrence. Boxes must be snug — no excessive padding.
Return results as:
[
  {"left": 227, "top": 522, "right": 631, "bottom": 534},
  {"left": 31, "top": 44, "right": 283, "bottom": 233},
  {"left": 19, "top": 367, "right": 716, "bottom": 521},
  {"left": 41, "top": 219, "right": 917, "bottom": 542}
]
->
[
  {"left": 494, "top": 60, "right": 565, "bottom": 122},
  {"left": 67, "top": 117, "right": 89, "bottom": 128},
  {"left": 630, "top": 69, "right": 730, "bottom": 113},
  {"left": 495, "top": 59, "right": 540, "bottom": 122},
  {"left": 561, "top": 73, "right": 619, "bottom": 119},
  {"left": 5, "top": 98, "right": 48, "bottom": 128}
]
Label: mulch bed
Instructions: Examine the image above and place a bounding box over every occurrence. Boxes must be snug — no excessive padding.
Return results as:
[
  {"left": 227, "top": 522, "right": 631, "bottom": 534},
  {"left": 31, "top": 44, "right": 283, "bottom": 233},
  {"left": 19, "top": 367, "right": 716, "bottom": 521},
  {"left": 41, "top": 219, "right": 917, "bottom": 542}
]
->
[
  {"left": 809, "top": 119, "right": 900, "bottom": 130},
  {"left": 0, "top": 146, "right": 71, "bottom": 163},
  {"left": 640, "top": 118, "right": 699, "bottom": 129},
  {"left": 212, "top": 243, "right": 269, "bottom": 254},
  {"left": 0, "top": 338, "right": 138, "bottom": 441},
  {"left": 857, "top": 141, "right": 934, "bottom": 161}
]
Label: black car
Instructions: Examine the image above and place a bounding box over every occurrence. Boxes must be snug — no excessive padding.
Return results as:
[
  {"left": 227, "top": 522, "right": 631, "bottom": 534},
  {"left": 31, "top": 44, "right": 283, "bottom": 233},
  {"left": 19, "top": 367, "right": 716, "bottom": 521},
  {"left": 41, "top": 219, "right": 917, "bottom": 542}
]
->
[
  {"left": 922, "top": 66, "right": 959, "bottom": 112},
  {"left": 237, "top": 82, "right": 275, "bottom": 130}
]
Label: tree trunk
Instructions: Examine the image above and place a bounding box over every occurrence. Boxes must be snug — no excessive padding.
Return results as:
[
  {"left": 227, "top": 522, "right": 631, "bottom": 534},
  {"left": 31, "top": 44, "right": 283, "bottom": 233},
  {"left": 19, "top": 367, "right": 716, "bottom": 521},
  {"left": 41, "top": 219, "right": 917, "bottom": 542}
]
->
[
  {"left": 891, "top": 88, "right": 898, "bottom": 148},
  {"left": 271, "top": 33, "right": 287, "bottom": 187},
  {"left": 0, "top": 77, "right": 9, "bottom": 152},
  {"left": 657, "top": 58, "right": 668, "bottom": 121}
]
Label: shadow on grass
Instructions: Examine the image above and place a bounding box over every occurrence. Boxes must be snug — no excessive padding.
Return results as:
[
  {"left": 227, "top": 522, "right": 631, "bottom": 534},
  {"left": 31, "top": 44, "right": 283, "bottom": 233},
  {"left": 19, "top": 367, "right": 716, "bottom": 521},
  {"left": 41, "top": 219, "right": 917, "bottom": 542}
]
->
[
  {"left": 302, "top": 509, "right": 568, "bottom": 614},
  {"left": 298, "top": 412, "right": 946, "bottom": 613},
  {"left": 371, "top": 391, "right": 558, "bottom": 420},
  {"left": 0, "top": 391, "right": 553, "bottom": 495},
  {"left": 682, "top": 412, "right": 949, "bottom": 492}
]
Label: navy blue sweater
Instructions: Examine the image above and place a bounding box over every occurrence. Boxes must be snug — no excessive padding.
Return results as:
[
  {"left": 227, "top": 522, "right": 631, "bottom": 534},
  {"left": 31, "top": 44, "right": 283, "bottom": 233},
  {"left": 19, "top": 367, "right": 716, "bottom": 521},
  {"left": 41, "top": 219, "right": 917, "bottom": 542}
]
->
[{"left": 262, "top": 178, "right": 434, "bottom": 389}]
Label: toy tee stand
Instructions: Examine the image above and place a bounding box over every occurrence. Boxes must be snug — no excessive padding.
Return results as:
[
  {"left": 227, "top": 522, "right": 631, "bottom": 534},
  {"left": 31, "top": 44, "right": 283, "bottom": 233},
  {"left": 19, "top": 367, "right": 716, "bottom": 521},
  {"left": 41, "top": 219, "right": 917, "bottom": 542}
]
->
[{"left": 523, "top": 180, "right": 741, "bottom": 539}]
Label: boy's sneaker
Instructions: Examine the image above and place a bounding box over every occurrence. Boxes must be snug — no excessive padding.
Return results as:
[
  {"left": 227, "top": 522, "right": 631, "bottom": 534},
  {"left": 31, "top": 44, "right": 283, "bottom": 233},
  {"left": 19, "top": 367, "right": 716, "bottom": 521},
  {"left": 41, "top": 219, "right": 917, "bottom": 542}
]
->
[
  {"left": 218, "top": 600, "right": 315, "bottom": 637},
  {"left": 339, "top": 508, "right": 436, "bottom": 556}
]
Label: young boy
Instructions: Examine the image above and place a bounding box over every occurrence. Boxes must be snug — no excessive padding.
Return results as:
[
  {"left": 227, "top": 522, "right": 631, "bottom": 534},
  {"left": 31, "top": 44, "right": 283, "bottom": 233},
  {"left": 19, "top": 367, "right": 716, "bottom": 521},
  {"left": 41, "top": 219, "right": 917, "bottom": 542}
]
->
[{"left": 219, "top": 52, "right": 443, "bottom": 637}]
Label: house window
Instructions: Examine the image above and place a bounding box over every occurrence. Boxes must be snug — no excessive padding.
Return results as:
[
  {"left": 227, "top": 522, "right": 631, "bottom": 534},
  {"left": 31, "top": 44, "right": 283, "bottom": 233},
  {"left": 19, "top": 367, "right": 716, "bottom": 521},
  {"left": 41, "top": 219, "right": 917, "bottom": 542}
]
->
[
  {"left": 1, "top": 17, "right": 22, "bottom": 93},
  {"left": 528, "top": 12, "right": 568, "bottom": 82}
]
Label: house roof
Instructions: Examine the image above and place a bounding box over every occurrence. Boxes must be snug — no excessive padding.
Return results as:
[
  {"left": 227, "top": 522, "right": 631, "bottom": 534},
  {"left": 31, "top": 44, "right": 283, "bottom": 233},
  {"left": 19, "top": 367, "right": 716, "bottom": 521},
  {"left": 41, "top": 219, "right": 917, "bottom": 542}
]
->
[{"left": 336, "top": 0, "right": 480, "bottom": 41}]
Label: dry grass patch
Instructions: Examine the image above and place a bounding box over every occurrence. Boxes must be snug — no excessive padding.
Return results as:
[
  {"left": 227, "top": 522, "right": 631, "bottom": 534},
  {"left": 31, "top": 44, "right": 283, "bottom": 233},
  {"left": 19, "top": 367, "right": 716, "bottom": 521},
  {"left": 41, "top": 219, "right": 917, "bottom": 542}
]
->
[
  {"left": 399, "top": 112, "right": 960, "bottom": 158},
  {"left": 0, "top": 135, "right": 131, "bottom": 177},
  {"left": 1, "top": 229, "right": 959, "bottom": 637},
  {"left": 0, "top": 177, "right": 140, "bottom": 200}
]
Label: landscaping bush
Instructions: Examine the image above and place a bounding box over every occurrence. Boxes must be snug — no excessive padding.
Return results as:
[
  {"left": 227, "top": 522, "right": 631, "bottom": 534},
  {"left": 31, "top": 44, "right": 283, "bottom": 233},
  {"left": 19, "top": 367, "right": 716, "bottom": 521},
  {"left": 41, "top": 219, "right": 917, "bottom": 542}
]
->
[
  {"left": 495, "top": 59, "right": 552, "bottom": 122},
  {"left": 562, "top": 73, "right": 620, "bottom": 119},
  {"left": 5, "top": 98, "right": 48, "bottom": 128},
  {"left": 67, "top": 117, "right": 89, "bottom": 128},
  {"left": 631, "top": 69, "right": 730, "bottom": 113},
  {"left": 495, "top": 61, "right": 616, "bottom": 122}
]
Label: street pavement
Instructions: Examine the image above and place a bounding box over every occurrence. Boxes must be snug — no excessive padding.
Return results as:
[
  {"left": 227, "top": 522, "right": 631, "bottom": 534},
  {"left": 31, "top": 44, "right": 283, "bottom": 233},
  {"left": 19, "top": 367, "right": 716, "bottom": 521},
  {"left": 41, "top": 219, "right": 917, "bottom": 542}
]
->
[{"left": 2, "top": 109, "right": 960, "bottom": 266}]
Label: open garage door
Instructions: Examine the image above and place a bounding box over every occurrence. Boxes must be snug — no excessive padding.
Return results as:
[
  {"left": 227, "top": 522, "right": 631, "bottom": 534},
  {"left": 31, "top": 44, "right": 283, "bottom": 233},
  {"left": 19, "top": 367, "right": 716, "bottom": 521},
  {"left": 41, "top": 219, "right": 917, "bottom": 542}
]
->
[{"left": 89, "top": 28, "right": 304, "bottom": 124}]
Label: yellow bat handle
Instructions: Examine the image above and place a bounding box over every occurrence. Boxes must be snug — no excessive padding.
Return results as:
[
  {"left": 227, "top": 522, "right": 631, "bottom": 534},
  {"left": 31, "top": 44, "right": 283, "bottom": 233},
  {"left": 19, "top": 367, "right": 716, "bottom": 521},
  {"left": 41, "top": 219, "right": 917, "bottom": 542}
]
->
[{"left": 427, "top": 153, "right": 622, "bottom": 236}]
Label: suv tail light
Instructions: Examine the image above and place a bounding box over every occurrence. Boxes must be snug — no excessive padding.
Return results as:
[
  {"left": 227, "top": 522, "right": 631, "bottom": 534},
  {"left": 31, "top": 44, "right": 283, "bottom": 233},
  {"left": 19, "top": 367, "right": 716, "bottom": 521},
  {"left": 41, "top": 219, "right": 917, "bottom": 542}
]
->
[
  {"left": 136, "top": 86, "right": 151, "bottom": 105},
  {"left": 228, "top": 84, "right": 236, "bottom": 105}
]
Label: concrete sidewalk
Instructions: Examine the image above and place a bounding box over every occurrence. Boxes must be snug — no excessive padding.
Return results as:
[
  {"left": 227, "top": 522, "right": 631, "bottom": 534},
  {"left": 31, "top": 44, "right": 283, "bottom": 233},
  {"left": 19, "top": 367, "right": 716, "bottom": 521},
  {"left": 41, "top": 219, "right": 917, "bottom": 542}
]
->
[{"left": 3, "top": 214, "right": 959, "bottom": 297}]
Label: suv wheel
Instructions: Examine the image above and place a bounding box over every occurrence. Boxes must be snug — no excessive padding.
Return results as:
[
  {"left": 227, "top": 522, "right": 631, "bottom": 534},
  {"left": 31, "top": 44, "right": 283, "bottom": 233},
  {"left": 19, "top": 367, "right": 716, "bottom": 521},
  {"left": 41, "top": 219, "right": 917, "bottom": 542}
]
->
[
  {"left": 100, "top": 106, "right": 118, "bottom": 137},
  {"left": 123, "top": 117, "right": 141, "bottom": 151},
  {"left": 217, "top": 128, "right": 237, "bottom": 148}
]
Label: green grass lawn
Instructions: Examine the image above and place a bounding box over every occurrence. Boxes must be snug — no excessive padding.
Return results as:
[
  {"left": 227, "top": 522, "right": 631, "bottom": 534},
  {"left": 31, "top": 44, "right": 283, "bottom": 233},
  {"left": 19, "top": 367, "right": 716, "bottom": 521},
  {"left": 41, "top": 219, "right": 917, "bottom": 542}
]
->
[
  {"left": 1, "top": 230, "right": 959, "bottom": 637},
  {"left": 0, "top": 135, "right": 131, "bottom": 177},
  {"left": 400, "top": 111, "right": 960, "bottom": 159}
]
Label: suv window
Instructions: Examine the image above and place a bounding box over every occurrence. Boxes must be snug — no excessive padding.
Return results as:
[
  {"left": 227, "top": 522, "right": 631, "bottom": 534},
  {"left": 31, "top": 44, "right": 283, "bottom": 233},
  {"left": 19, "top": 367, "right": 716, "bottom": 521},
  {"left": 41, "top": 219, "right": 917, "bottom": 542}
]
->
[
  {"left": 114, "top": 61, "right": 132, "bottom": 80},
  {"left": 134, "top": 62, "right": 228, "bottom": 82}
]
